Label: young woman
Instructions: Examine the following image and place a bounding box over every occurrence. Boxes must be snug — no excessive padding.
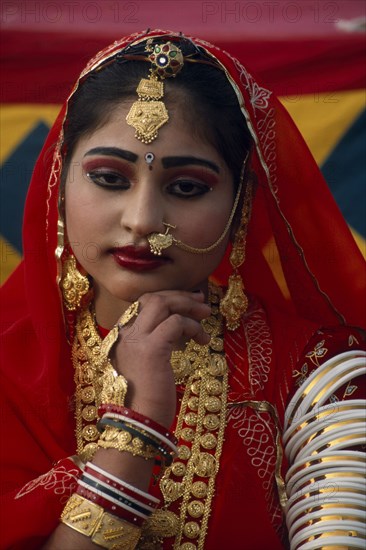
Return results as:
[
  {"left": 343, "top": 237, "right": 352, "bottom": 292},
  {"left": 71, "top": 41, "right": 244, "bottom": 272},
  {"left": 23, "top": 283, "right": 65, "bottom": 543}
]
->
[{"left": 1, "top": 30, "right": 365, "bottom": 550}]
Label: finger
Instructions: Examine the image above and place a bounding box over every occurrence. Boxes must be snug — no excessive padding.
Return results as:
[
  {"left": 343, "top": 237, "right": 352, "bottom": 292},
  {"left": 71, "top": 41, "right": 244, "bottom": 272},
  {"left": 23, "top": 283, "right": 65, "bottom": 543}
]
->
[
  {"left": 133, "top": 293, "right": 211, "bottom": 334},
  {"left": 153, "top": 314, "right": 211, "bottom": 347},
  {"left": 142, "top": 289, "right": 206, "bottom": 302}
]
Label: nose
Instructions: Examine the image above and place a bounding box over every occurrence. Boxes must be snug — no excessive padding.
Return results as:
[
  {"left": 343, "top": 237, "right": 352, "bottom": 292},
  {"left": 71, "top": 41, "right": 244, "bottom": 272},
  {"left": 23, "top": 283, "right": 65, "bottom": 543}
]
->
[{"left": 121, "top": 180, "right": 164, "bottom": 240}]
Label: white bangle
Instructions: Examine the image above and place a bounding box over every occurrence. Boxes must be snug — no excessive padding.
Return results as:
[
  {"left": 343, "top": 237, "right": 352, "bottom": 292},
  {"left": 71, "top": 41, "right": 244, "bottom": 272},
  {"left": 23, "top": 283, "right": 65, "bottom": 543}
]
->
[
  {"left": 290, "top": 519, "right": 365, "bottom": 550},
  {"left": 296, "top": 535, "right": 366, "bottom": 550},
  {"left": 284, "top": 350, "right": 366, "bottom": 431},
  {"left": 283, "top": 399, "right": 366, "bottom": 447},
  {"left": 286, "top": 449, "right": 366, "bottom": 484},
  {"left": 284, "top": 351, "right": 366, "bottom": 550},
  {"left": 286, "top": 409, "right": 365, "bottom": 463}
]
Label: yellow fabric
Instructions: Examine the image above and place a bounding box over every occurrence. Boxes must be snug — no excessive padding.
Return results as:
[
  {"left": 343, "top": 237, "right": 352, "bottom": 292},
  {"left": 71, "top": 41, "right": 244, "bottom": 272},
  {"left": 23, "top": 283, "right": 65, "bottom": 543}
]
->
[
  {"left": 280, "top": 89, "right": 365, "bottom": 166},
  {"left": 0, "top": 105, "right": 60, "bottom": 163},
  {"left": 0, "top": 237, "right": 21, "bottom": 284},
  {"left": 277, "top": 89, "right": 366, "bottom": 275}
]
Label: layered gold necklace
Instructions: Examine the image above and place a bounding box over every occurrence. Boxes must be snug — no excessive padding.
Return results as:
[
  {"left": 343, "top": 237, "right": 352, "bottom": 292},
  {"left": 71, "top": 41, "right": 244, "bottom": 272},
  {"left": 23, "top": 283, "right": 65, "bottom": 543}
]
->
[{"left": 72, "top": 283, "right": 228, "bottom": 549}]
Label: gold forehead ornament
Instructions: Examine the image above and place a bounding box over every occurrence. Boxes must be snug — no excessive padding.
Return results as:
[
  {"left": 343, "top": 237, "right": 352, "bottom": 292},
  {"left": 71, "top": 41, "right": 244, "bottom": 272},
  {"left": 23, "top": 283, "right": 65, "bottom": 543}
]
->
[{"left": 126, "top": 40, "right": 184, "bottom": 144}]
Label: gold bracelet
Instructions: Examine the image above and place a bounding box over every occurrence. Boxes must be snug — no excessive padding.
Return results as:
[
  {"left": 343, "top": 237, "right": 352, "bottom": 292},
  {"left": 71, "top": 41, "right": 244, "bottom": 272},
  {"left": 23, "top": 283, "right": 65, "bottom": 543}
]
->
[
  {"left": 61, "top": 493, "right": 141, "bottom": 549},
  {"left": 97, "top": 425, "right": 156, "bottom": 460}
]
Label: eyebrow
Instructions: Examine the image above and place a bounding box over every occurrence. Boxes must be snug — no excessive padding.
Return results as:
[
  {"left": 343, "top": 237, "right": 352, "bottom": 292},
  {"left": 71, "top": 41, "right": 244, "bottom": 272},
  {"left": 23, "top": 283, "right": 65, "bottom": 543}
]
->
[
  {"left": 84, "top": 147, "right": 138, "bottom": 162},
  {"left": 84, "top": 148, "right": 220, "bottom": 174},
  {"left": 162, "top": 156, "right": 220, "bottom": 174}
]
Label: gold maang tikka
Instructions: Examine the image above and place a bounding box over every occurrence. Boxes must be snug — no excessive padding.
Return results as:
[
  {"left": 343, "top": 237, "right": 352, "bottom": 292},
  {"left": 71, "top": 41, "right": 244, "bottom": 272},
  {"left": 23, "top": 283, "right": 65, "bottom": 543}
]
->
[{"left": 126, "top": 40, "right": 184, "bottom": 144}]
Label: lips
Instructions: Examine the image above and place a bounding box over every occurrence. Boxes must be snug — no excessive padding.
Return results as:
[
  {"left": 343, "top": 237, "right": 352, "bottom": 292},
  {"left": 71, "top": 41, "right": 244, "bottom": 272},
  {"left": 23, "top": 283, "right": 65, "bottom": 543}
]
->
[{"left": 110, "top": 245, "right": 171, "bottom": 272}]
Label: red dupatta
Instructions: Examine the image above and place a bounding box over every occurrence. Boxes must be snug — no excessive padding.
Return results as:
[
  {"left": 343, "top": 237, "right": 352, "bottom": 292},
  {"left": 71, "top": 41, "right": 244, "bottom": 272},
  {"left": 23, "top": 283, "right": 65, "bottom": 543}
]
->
[{"left": 0, "top": 29, "right": 365, "bottom": 549}]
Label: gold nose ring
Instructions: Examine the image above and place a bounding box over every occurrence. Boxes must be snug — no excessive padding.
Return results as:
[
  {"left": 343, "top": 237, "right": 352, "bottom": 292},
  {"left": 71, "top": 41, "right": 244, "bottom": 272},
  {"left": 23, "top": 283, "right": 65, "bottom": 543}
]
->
[{"left": 147, "top": 222, "right": 177, "bottom": 255}]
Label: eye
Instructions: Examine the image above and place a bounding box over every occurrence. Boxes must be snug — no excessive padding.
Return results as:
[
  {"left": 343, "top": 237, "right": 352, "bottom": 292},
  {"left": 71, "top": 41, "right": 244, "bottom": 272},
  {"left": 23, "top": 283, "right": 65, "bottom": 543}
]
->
[
  {"left": 167, "top": 179, "right": 212, "bottom": 198},
  {"left": 87, "top": 169, "right": 130, "bottom": 190}
]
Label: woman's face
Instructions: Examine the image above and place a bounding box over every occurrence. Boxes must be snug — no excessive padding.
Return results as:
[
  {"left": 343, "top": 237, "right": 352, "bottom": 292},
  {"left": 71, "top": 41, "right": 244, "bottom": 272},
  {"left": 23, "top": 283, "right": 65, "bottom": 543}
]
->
[{"left": 65, "top": 100, "right": 235, "bottom": 313}]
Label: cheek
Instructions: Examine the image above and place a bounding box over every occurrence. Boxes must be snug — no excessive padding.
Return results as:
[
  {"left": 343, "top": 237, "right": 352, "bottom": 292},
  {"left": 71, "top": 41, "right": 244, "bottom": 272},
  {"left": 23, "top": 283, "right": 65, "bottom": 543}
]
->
[
  {"left": 65, "top": 203, "right": 103, "bottom": 272},
  {"left": 181, "top": 198, "right": 233, "bottom": 244},
  {"left": 177, "top": 208, "right": 231, "bottom": 276},
  {"left": 65, "top": 179, "right": 99, "bottom": 236}
]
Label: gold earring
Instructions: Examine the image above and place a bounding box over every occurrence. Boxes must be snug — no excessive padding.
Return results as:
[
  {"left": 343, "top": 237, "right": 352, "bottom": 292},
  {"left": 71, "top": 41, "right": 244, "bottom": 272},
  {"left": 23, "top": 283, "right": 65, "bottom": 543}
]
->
[
  {"left": 220, "top": 179, "right": 253, "bottom": 331},
  {"left": 60, "top": 252, "right": 90, "bottom": 311}
]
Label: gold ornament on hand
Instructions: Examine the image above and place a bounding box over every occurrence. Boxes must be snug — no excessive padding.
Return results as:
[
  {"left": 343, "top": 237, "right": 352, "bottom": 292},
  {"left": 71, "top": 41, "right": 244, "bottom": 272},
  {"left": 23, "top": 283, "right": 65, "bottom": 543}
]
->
[
  {"left": 60, "top": 252, "right": 89, "bottom": 311},
  {"left": 95, "top": 301, "right": 139, "bottom": 409},
  {"left": 126, "top": 40, "right": 184, "bottom": 144},
  {"left": 148, "top": 223, "right": 176, "bottom": 255},
  {"left": 100, "top": 301, "right": 140, "bottom": 359},
  {"left": 220, "top": 166, "right": 254, "bottom": 331}
]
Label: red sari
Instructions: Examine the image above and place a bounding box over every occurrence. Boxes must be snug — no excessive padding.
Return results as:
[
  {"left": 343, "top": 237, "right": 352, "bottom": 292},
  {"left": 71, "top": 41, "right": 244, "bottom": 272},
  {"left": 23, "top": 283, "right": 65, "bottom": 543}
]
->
[{"left": 1, "top": 30, "right": 365, "bottom": 550}]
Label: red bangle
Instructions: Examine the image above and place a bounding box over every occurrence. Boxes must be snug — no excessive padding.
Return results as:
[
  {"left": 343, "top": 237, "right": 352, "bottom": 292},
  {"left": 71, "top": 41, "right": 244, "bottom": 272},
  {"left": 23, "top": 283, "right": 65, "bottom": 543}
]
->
[
  {"left": 76, "top": 485, "right": 146, "bottom": 527},
  {"left": 84, "top": 463, "right": 159, "bottom": 508},
  {"left": 98, "top": 404, "right": 178, "bottom": 446}
]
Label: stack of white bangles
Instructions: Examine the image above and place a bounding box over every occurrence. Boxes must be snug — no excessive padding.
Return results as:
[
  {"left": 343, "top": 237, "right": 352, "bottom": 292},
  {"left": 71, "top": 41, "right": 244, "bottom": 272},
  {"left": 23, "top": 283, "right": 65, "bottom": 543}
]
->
[{"left": 283, "top": 350, "right": 366, "bottom": 549}]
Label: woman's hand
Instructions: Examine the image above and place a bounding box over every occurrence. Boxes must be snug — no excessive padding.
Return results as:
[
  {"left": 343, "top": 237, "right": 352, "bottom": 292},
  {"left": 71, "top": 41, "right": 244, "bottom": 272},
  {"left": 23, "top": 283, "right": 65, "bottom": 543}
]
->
[{"left": 111, "top": 290, "right": 211, "bottom": 428}]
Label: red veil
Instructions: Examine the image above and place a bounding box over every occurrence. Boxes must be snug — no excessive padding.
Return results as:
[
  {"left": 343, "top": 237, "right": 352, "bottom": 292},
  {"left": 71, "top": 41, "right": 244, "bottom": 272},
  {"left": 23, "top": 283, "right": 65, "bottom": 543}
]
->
[{"left": 1, "top": 30, "right": 365, "bottom": 549}]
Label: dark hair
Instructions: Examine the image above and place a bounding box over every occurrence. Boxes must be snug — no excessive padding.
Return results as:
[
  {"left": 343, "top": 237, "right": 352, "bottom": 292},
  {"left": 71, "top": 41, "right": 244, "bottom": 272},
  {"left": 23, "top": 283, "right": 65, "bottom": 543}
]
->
[{"left": 62, "top": 39, "right": 253, "bottom": 188}]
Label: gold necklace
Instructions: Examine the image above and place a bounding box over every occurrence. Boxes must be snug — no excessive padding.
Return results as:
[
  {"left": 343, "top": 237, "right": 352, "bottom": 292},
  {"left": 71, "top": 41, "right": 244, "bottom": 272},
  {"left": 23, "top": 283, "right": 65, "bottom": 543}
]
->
[
  {"left": 139, "top": 284, "right": 229, "bottom": 549},
  {"left": 72, "top": 306, "right": 104, "bottom": 462},
  {"left": 72, "top": 284, "right": 228, "bottom": 549},
  {"left": 72, "top": 307, "right": 127, "bottom": 462}
]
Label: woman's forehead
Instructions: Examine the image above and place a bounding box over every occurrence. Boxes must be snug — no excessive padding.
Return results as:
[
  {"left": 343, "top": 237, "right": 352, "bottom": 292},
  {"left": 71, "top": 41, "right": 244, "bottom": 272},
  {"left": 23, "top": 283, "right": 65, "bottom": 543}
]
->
[{"left": 72, "top": 101, "right": 228, "bottom": 168}]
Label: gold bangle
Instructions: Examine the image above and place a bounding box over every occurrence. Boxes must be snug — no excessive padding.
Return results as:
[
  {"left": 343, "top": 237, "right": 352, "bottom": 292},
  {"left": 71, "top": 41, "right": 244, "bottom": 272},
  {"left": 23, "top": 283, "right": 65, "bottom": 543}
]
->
[
  {"left": 61, "top": 493, "right": 103, "bottom": 536},
  {"left": 92, "top": 511, "right": 141, "bottom": 549},
  {"left": 97, "top": 425, "right": 156, "bottom": 460},
  {"left": 61, "top": 493, "right": 141, "bottom": 549}
]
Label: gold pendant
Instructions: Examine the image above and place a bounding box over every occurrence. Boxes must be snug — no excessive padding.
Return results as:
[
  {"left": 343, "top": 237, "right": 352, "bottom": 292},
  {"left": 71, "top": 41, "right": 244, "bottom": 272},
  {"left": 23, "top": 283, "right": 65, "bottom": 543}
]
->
[
  {"left": 126, "top": 100, "right": 169, "bottom": 144},
  {"left": 142, "top": 509, "right": 180, "bottom": 538},
  {"left": 219, "top": 272, "right": 248, "bottom": 331},
  {"left": 160, "top": 478, "right": 184, "bottom": 503}
]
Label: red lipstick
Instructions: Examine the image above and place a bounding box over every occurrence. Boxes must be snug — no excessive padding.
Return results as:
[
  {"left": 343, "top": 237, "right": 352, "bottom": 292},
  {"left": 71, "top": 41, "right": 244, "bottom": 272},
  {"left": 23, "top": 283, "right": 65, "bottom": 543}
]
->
[{"left": 110, "top": 246, "right": 171, "bottom": 272}]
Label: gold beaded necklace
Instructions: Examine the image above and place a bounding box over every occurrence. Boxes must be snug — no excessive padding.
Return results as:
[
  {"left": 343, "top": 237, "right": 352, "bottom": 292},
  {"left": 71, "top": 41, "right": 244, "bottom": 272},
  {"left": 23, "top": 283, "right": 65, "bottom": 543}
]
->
[{"left": 140, "top": 284, "right": 228, "bottom": 549}]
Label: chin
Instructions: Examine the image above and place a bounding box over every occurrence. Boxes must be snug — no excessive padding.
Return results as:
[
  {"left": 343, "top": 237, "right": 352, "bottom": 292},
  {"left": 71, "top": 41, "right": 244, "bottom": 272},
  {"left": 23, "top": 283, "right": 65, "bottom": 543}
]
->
[{"left": 108, "top": 280, "right": 157, "bottom": 303}]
